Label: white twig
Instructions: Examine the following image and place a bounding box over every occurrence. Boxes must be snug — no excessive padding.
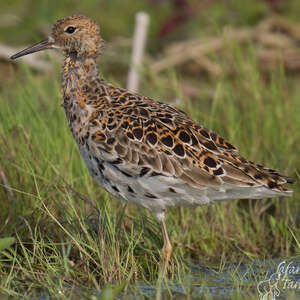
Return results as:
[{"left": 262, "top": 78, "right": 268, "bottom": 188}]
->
[{"left": 127, "top": 12, "right": 150, "bottom": 93}]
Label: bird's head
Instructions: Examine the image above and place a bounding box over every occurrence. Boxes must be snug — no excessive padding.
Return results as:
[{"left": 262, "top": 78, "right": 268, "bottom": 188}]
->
[{"left": 11, "top": 15, "right": 103, "bottom": 60}]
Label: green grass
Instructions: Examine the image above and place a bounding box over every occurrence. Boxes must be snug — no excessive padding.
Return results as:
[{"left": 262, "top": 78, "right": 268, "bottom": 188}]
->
[
  {"left": 1, "top": 1, "right": 300, "bottom": 298},
  {"left": 0, "top": 44, "right": 299, "bottom": 298}
]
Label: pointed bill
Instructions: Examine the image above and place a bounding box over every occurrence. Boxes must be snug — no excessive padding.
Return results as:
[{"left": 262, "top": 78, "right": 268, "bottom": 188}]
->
[{"left": 10, "top": 37, "right": 56, "bottom": 60}]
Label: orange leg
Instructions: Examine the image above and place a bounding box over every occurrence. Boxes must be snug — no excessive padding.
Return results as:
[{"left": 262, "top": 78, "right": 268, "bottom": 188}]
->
[{"left": 160, "top": 216, "right": 172, "bottom": 275}]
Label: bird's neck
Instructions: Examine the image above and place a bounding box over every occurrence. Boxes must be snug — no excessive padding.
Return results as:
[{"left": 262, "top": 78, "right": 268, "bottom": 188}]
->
[
  {"left": 63, "top": 55, "right": 100, "bottom": 80},
  {"left": 62, "top": 55, "right": 101, "bottom": 106},
  {"left": 61, "top": 55, "right": 105, "bottom": 132}
]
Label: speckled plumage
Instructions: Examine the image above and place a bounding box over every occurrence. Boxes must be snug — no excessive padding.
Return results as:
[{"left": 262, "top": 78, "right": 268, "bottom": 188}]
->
[{"left": 11, "top": 15, "right": 294, "bottom": 272}]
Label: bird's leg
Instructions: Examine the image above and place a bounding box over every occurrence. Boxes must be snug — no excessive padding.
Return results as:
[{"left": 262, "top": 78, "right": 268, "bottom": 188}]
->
[
  {"left": 161, "top": 218, "right": 172, "bottom": 274},
  {"left": 156, "top": 211, "right": 172, "bottom": 276}
]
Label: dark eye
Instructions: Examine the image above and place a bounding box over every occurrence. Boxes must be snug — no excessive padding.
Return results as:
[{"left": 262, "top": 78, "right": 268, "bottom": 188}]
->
[{"left": 65, "top": 26, "right": 76, "bottom": 34}]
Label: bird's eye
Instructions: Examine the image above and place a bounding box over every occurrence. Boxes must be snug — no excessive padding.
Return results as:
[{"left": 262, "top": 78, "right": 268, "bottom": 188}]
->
[{"left": 65, "top": 26, "right": 76, "bottom": 34}]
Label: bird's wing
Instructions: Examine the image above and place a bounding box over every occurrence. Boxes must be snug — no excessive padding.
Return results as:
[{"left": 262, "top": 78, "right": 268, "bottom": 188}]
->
[{"left": 91, "top": 88, "right": 293, "bottom": 193}]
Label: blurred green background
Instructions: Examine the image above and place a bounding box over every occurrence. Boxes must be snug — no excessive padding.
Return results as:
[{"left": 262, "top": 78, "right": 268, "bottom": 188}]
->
[
  {"left": 0, "top": 0, "right": 299, "bottom": 297},
  {"left": 1, "top": 0, "right": 300, "bottom": 43}
]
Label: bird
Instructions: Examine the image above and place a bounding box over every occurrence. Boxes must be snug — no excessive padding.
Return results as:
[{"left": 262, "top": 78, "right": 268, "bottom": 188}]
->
[{"left": 10, "top": 15, "right": 294, "bottom": 274}]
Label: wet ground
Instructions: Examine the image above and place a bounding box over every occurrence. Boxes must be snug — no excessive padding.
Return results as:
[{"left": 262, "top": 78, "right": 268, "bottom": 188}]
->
[
  {"left": 27, "top": 257, "right": 300, "bottom": 299},
  {"left": 128, "top": 258, "right": 300, "bottom": 299}
]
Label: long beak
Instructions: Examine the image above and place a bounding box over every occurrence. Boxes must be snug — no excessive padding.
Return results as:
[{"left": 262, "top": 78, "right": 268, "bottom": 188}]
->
[{"left": 10, "top": 37, "right": 56, "bottom": 60}]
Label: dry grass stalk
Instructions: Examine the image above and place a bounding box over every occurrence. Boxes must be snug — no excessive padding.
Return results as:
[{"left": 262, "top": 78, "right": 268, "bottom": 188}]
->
[
  {"left": 151, "top": 15, "right": 300, "bottom": 75},
  {"left": 0, "top": 169, "right": 17, "bottom": 204}
]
